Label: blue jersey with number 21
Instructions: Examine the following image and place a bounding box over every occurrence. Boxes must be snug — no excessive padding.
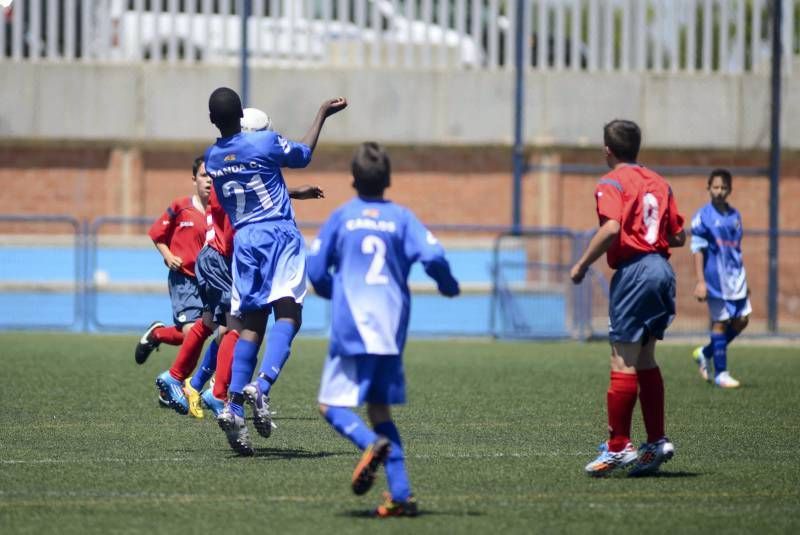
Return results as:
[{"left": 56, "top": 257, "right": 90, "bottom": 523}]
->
[
  {"left": 204, "top": 130, "right": 311, "bottom": 228},
  {"left": 307, "top": 197, "right": 460, "bottom": 358}
]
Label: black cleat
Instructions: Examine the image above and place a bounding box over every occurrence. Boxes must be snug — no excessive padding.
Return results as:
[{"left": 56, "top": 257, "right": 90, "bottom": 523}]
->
[{"left": 135, "top": 321, "right": 165, "bottom": 364}]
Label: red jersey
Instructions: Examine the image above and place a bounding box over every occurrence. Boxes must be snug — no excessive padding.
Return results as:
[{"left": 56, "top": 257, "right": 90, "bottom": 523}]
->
[
  {"left": 595, "top": 164, "right": 684, "bottom": 269},
  {"left": 205, "top": 188, "right": 235, "bottom": 258},
  {"left": 148, "top": 196, "right": 206, "bottom": 277}
]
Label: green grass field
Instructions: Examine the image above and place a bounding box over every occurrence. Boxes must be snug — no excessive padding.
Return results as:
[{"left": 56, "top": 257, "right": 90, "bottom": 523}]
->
[{"left": 0, "top": 333, "right": 798, "bottom": 534}]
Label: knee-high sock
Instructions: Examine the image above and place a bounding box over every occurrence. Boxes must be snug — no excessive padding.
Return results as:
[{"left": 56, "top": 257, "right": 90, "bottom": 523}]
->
[
  {"left": 374, "top": 421, "right": 411, "bottom": 502},
  {"left": 637, "top": 367, "right": 665, "bottom": 444},
  {"left": 152, "top": 325, "right": 184, "bottom": 345},
  {"left": 212, "top": 330, "right": 239, "bottom": 401},
  {"left": 189, "top": 339, "right": 218, "bottom": 391},
  {"left": 323, "top": 407, "right": 377, "bottom": 451},
  {"left": 256, "top": 320, "right": 299, "bottom": 395},
  {"left": 711, "top": 332, "right": 728, "bottom": 375},
  {"left": 607, "top": 371, "right": 638, "bottom": 452},
  {"left": 169, "top": 319, "right": 213, "bottom": 381},
  {"left": 229, "top": 338, "right": 260, "bottom": 396}
]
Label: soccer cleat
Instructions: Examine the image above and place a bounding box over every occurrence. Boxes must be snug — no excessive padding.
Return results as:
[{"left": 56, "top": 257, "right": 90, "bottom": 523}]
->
[
  {"left": 584, "top": 441, "right": 638, "bottom": 477},
  {"left": 157, "top": 392, "right": 171, "bottom": 408},
  {"left": 715, "top": 371, "right": 741, "bottom": 389},
  {"left": 183, "top": 378, "right": 204, "bottom": 419},
  {"left": 628, "top": 438, "right": 675, "bottom": 477},
  {"left": 155, "top": 371, "right": 189, "bottom": 415},
  {"left": 374, "top": 492, "right": 418, "bottom": 518},
  {"left": 201, "top": 389, "right": 225, "bottom": 418},
  {"left": 692, "top": 346, "right": 712, "bottom": 382},
  {"left": 352, "top": 436, "right": 391, "bottom": 495},
  {"left": 217, "top": 403, "right": 254, "bottom": 456},
  {"left": 242, "top": 383, "right": 273, "bottom": 438},
  {"left": 135, "top": 321, "right": 165, "bottom": 364}
]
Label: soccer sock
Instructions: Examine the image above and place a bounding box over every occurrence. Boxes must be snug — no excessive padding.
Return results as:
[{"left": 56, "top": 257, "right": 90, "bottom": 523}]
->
[
  {"left": 374, "top": 421, "right": 411, "bottom": 502},
  {"left": 229, "top": 392, "right": 245, "bottom": 418},
  {"left": 606, "top": 371, "right": 638, "bottom": 452},
  {"left": 637, "top": 367, "right": 666, "bottom": 444},
  {"left": 189, "top": 339, "right": 218, "bottom": 392},
  {"left": 168, "top": 319, "right": 213, "bottom": 382},
  {"left": 152, "top": 325, "right": 184, "bottom": 345},
  {"left": 229, "top": 338, "right": 260, "bottom": 395},
  {"left": 256, "top": 320, "right": 299, "bottom": 395},
  {"left": 725, "top": 324, "right": 741, "bottom": 345},
  {"left": 711, "top": 332, "right": 728, "bottom": 376},
  {"left": 323, "top": 407, "right": 377, "bottom": 451},
  {"left": 213, "top": 330, "right": 239, "bottom": 401}
]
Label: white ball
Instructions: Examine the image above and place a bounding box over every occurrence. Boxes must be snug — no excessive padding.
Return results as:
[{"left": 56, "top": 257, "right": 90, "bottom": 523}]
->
[{"left": 241, "top": 107, "right": 272, "bottom": 132}]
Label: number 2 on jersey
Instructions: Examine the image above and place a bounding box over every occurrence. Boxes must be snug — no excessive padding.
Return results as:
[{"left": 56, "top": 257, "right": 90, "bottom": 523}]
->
[
  {"left": 642, "top": 192, "right": 659, "bottom": 245},
  {"left": 362, "top": 235, "right": 389, "bottom": 285},
  {"left": 222, "top": 174, "right": 274, "bottom": 220}
]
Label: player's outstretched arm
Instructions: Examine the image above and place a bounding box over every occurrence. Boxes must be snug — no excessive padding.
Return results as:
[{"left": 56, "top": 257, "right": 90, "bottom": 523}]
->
[
  {"left": 299, "top": 97, "right": 348, "bottom": 154},
  {"left": 288, "top": 185, "right": 325, "bottom": 200},
  {"left": 570, "top": 218, "right": 620, "bottom": 284}
]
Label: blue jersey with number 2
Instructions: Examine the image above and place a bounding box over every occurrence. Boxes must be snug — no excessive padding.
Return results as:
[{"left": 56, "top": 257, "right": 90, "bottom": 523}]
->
[
  {"left": 307, "top": 197, "right": 460, "bottom": 358},
  {"left": 204, "top": 131, "right": 311, "bottom": 228}
]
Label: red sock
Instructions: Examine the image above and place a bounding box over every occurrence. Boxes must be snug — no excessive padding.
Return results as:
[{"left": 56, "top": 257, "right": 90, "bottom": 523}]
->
[
  {"left": 213, "top": 330, "right": 239, "bottom": 400},
  {"left": 168, "top": 319, "right": 213, "bottom": 382},
  {"left": 607, "top": 371, "right": 639, "bottom": 452},
  {"left": 637, "top": 367, "right": 665, "bottom": 443},
  {"left": 152, "top": 325, "right": 184, "bottom": 346}
]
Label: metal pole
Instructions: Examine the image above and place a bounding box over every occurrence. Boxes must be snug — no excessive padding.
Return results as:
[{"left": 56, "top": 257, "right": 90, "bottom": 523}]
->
[
  {"left": 767, "top": 0, "right": 782, "bottom": 333},
  {"left": 240, "top": 0, "right": 252, "bottom": 107},
  {"left": 512, "top": 0, "right": 525, "bottom": 235}
]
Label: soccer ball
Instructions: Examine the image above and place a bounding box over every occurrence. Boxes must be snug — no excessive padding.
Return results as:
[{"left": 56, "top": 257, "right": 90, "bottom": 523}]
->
[{"left": 241, "top": 107, "right": 272, "bottom": 132}]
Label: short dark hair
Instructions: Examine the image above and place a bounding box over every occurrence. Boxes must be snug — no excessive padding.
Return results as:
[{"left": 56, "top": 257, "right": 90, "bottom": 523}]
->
[
  {"left": 351, "top": 142, "right": 390, "bottom": 196},
  {"left": 209, "top": 87, "right": 243, "bottom": 129},
  {"left": 603, "top": 119, "right": 641, "bottom": 162},
  {"left": 192, "top": 156, "right": 205, "bottom": 177},
  {"left": 708, "top": 168, "right": 733, "bottom": 188}
]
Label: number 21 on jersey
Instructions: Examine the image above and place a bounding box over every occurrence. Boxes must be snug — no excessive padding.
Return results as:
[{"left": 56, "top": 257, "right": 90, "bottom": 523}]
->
[{"left": 222, "top": 174, "right": 274, "bottom": 220}]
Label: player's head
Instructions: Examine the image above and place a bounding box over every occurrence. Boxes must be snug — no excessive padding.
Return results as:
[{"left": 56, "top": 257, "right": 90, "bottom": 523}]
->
[
  {"left": 351, "top": 142, "right": 391, "bottom": 197},
  {"left": 191, "top": 155, "right": 212, "bottom": 201},
  {"left": 241, "top": 107, "right": 272, "bottom": 132},
  {"left": 707, "top": 168, "right": 732, "bottom": 204},
  {"left": 603, "top": 119, "right": 641, "bottom": 165},
  {"left": 208, "top": 87, "right": 243, "bottom": 132}
]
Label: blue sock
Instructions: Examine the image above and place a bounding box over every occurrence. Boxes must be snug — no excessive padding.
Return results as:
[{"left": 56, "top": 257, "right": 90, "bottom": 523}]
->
[
  {"left": 256, "top": 320, "right": 298, "bottom": 395},
  {"left": 323, "top": 407, "right": 377, "bottom": 451},
  {"left": 725, "top": 324, "right": 741, "bottom": 345},
  {"left": 229, "top": 338, "right": 260, "bottom": 395},
  {"left": 190, "top": 339, "right": 218, "bottom": 392},
  {"left": 711, "top": 332, "right": 727, "bottom": 376},
  {"left": 230, "top": 401, "right": 245, "bottom": 418},
  {"left": 374, "top": 421, "right": 411, "bottom": 502}
]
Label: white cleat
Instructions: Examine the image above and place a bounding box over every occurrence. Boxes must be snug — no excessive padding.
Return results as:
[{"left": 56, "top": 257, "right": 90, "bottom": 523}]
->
[
  {"left": 715, "top": 371, "right": 741, "bottom": 389},
  {"left": 692, "top": 346, "right": 712, "bottom": 382},
  {"left": 628, "top": 438, "right": 675, "bottom": 477},
  {"left": 584, "top": 442, "right": 638, "bottom": 477}
]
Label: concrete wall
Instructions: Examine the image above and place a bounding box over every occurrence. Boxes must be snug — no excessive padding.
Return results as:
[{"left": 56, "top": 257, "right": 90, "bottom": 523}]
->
[{"left": 1, "top": 62, "right": 798, "bottom": 148}]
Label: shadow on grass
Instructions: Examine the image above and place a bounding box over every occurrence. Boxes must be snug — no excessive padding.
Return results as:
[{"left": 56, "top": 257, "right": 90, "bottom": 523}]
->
[
  {"left": 250, "top": 447, "right": 350, "bottom": 460},
  {"left": 632, "top": 470, "right": 701, "bottom": 479},
  {"left": 340, "top": 509, "right": 486, "bottom": 519}
]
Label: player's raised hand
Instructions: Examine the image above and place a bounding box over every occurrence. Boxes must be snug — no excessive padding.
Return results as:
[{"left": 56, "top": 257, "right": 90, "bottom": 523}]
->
[
  {"left": 290, "top": 185, "right": 325, "bottom": 200},
  {"left": 321, "top": 97, "right": 347, "bottom": 118}
]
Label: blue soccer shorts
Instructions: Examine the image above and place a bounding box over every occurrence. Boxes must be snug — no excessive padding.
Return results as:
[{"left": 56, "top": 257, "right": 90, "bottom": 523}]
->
[
  {"left": 317, "top": 354, "right": 406, "bottom": 407},
  {"left": 608, "top": 253, "right": 676, "bottom": 343},
  {"left": 230, "top": 220, "right": 307, "bottom": 314},
  {"left": 195, "top": 245, "right": 233, "bottom": 326},
  {"left": 167, "top": 270, "right": 203, "bottom": 327},
  {"left": 707, "top": 296, "right": 752, "bottom": 322}
]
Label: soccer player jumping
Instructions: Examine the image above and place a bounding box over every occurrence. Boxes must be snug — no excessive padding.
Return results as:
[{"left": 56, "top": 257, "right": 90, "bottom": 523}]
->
[
  {"left": 204, "top": 87, "right": 346, "bottom": 455},
  {"left": 570, "top": 120, "right": 686, "bottom": 477},
  {"left": 690, "top": 169, "right": 750, "bottom": 388},
  {"left": 308, "top": 142, "right": 460, "bottom": 517}
]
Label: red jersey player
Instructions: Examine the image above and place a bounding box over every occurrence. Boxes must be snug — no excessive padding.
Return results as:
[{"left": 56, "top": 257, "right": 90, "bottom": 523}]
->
[
  {"left": 134, "top": 157, "right": 214, "bottom": 411},
  {"left": 570, "top": 119, "right": 686, "bottom": 477}
]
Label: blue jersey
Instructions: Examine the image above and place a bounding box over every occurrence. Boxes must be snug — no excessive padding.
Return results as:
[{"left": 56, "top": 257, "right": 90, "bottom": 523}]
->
[
  {"left": 204, "top": 130, "right": 312, "bottom": 228},
  {"left": 307, "top": 197, "right": 459, "bottom": 357},
  {"left": 690, "top": 202, "right": 747, "bottom": 300}
]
